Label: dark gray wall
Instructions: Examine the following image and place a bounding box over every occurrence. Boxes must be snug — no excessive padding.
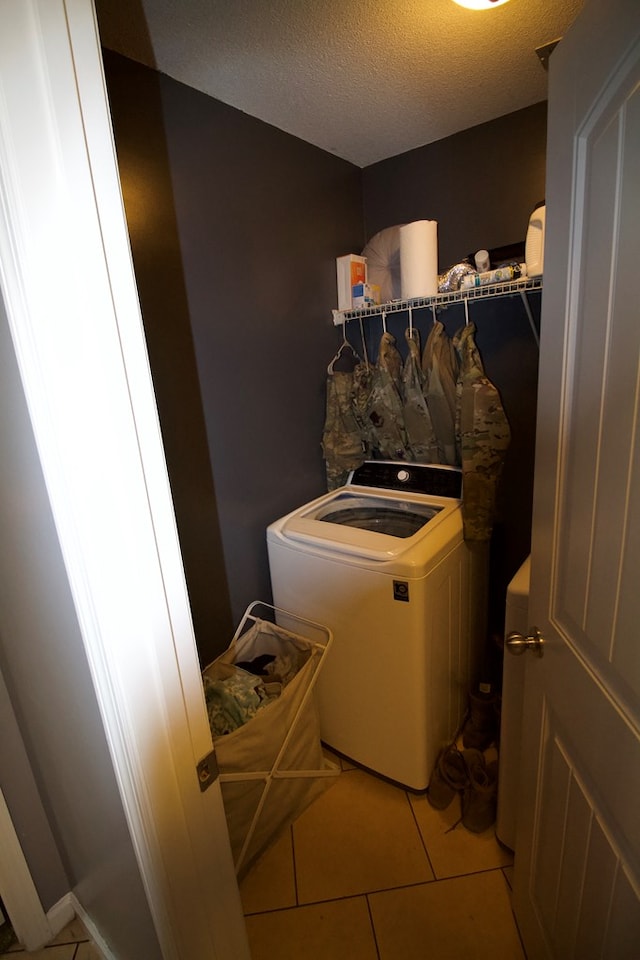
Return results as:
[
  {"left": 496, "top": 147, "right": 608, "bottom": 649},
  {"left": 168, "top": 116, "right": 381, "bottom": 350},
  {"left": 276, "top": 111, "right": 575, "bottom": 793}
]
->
[
  {"left": 363, "top": 101, "right": 547, "bottom": 270},
  {"left": 103, "top": 51, "right": 364, "bottom": 649},
  {"left": 0, "top": 298, "right": 162, "bottom": 960},
  {"left": 101, "top": 51, "right": 235, "bottom": 664}
]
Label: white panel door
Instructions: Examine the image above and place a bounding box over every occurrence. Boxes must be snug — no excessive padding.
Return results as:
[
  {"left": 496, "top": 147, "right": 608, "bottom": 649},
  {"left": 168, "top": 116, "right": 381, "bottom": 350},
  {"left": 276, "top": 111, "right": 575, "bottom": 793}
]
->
[{"left": 513, "top": 1, "right": 640, "bottom": 957}]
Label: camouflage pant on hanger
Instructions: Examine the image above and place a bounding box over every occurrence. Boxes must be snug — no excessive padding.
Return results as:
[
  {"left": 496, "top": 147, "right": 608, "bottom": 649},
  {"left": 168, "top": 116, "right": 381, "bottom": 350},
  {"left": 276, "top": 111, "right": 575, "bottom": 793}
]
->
[{"left": 454, "top": 322, "right": 511, "bottom": 541}]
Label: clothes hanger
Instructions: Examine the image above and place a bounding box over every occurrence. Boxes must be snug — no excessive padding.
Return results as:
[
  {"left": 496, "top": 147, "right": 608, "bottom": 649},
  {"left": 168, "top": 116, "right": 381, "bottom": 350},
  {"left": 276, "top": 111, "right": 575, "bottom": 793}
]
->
[
  {"left": 405, "top": 306, "right": 420, "bottom": 347},
  {"left": 327, "top": 321, "right": 359, "bottom": 374},
  {"left": 359, "top": 317, "right": 370, "bottom": 369}
]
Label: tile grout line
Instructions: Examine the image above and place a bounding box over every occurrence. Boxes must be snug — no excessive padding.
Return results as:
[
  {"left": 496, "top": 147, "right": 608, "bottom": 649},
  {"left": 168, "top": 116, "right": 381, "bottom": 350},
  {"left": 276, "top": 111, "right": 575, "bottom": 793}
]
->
[
  {"left": 364, "top": 893, "right": 381, "bottom": 960},
  {"left": 243, "top": 880, "right": 438, "bottom": 918},
  {"left": 0, "top": 927, "right": 91, "bottom": 957},
  {"left": 242, "top": 852, "right": 515, "bottom": 918},
  {"left": 404, "top": 787, "right": 437, "bottom": 879},
  {"left": 498, "top": 866, "right": 528, "bottom": 959},
  {"left": 290, "top": 824, "right": 300, "bottom": 907}
]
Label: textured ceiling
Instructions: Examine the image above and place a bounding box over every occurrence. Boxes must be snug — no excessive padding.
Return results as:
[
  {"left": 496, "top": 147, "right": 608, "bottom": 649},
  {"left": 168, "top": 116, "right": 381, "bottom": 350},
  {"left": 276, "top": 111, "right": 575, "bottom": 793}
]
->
[{"left": 95, "top": 0, "right": 585, "bottom": 168}]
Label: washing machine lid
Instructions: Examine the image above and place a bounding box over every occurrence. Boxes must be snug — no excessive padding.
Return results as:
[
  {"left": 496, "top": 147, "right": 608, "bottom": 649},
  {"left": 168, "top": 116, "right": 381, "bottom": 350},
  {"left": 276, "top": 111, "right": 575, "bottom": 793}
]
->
[
  {"left": 312, "top": 493, "right": 440, "bottom": 537},
  {"left": 278, "top": 462, "right": 462, "bottom": 561}
]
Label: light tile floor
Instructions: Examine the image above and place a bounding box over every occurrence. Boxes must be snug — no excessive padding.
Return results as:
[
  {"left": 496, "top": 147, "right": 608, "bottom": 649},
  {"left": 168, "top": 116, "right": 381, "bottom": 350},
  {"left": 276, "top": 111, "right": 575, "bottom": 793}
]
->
[
  {"left": 2, "top": 752, "right": 524, "bottom": 960},
  {"left": 0, "top": 918, "right": 101, "bottom": 960},
  {"left": 241, "top": 751, "right": 526, "bottom": 960}
]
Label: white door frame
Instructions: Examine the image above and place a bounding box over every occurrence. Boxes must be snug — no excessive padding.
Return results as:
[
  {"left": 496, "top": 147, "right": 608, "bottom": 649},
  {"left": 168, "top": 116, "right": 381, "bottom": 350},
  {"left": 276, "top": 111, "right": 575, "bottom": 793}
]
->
[
  {"left": 0, "top": 789, "right": 53, "bottom": 952},
  {"left": 0, "top": 2, "right": 249, "bottom": 957}
]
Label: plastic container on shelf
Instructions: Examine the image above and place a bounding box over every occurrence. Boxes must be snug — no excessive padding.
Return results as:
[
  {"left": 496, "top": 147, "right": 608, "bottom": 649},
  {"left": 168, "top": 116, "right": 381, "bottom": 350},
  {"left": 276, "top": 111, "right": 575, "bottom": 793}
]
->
[
  {"left": 525, "top": 202, "right": 546, "bottom": 277},
  {"left": 474, "top": 249, "right": 490, "bottom": 273},
  {"left": 460, "top": 263, "right": 523, "bottom": 290}
]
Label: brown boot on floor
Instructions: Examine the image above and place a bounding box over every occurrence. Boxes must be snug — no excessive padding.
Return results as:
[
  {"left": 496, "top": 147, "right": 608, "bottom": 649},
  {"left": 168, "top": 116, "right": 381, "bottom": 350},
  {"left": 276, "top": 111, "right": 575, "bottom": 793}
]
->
[
  {"left": 461, "top": 751, "right": 498, "bottom": 833},
  {"left": 427, "top": 744, "right": 469, "bottom": 810},
  {"left": 461, "top": 690, "right": 500, "bottom": 750}
]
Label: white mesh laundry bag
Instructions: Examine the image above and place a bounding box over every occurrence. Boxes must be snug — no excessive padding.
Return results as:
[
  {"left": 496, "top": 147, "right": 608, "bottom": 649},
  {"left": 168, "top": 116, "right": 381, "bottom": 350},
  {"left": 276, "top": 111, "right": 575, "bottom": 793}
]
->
[{"left": 203, "top": 603, "right": 339, "bottom": 877}]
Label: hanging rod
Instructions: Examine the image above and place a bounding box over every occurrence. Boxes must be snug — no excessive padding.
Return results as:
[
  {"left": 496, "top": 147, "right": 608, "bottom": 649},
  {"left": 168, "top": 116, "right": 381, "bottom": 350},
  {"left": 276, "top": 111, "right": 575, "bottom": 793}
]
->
[{"left": 332, "top": 276, "right": 542, "bottom": 325}]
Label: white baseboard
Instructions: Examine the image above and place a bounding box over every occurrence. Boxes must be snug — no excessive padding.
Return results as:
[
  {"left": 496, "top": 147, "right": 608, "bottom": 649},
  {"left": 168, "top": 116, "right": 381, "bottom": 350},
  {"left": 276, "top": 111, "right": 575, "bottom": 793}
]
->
[
  {"left": 0, "top": 788, "right": 52, "bottom": 952},
  {"left": 45, "top": 893, "right": 115, "bottom": 960},
  {"left": 68, "top": 894, "right": 116, "bottom": 960},
  {"left": 46, "top": 894, "right": 75, "bottom": 940}
]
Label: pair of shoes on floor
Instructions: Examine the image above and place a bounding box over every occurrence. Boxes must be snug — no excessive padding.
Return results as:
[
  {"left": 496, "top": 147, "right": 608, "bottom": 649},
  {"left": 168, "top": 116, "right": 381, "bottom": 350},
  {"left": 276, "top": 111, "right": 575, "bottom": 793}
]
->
[
  {"left": 427, "top": 744, "right": 498, "bottom": 833},
  {"left": 461, "top": 689, "right": 502, "bottom": 751}
]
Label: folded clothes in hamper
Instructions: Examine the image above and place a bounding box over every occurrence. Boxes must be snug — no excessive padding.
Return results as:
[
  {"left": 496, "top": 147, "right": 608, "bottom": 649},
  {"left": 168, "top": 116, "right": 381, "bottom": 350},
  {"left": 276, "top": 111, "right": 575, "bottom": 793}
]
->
[{"left": 202, "top": 602, "right": 339, "bottom": 877}]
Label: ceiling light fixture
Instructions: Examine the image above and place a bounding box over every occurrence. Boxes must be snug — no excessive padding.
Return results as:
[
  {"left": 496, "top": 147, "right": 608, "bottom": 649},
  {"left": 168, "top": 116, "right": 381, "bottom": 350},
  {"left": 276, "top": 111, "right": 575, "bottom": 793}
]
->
[{"left": 452, "top": 0, "right": 511, "bottom": 10}]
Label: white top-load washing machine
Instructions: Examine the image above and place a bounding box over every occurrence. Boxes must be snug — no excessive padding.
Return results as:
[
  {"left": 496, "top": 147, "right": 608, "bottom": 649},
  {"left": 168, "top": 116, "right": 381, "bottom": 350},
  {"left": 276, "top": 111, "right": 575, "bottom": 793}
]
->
[{"left": 267, "top": 461, "right": 485, "bottom": 791}]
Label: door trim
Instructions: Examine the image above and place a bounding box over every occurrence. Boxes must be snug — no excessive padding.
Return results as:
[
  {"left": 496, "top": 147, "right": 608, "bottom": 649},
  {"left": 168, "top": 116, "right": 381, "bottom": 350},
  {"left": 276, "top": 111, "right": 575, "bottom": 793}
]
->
[
  {"left": 0, "top": 788, "right": 53, "bottom": 952},
  {"left": 0, "top": 2, "right": 249, "bottom": 957}
]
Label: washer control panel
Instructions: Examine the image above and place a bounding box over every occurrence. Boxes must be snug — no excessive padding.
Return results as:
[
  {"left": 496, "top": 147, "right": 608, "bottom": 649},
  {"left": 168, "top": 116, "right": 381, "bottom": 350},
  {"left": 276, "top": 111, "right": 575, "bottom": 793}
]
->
[{"left": 348, "top": 461, "right": 462, "bottom": 499}]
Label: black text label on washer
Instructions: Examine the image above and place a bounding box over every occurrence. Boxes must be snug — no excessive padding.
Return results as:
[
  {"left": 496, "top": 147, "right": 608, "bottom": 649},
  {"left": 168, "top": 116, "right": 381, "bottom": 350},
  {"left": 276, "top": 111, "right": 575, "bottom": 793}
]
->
[{"left": 393, "top": 581, "right": 409, "bottom": 602}]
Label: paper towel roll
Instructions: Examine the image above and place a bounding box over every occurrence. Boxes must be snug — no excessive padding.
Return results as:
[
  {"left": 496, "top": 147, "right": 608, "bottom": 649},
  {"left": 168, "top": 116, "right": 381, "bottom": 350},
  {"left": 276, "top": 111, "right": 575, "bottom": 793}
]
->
[{"left": 400, "top": 220, "right": 438, "bottom": 299}]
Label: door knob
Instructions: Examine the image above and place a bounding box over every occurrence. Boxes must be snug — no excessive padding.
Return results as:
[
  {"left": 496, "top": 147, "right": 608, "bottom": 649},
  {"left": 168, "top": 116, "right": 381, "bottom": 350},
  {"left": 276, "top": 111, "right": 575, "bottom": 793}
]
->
[{"left": 506, "top": 628, "right": 545, "bottom": 657}]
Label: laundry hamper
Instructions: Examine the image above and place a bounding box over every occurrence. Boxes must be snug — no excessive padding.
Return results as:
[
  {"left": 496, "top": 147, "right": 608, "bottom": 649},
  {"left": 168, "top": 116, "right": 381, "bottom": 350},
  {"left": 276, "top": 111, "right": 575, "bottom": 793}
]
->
[{"left": 202, "top": 601, "right": 339, "bottom": 876}]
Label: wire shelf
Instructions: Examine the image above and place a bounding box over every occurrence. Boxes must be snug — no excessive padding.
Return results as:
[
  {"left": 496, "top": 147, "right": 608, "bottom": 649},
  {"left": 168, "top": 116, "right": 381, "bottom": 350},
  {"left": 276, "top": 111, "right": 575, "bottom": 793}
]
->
[{"left": 331, "top": 275, "right": 542, "bottom": 325}]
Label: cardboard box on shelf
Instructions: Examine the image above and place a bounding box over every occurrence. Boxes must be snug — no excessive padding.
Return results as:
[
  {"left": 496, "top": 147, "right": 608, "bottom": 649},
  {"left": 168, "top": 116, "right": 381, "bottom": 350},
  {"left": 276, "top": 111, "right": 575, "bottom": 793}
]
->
[
  {"left": 336, "top": 254, "right": 367, "bottom": 310},
  {"left": 352, "top": 282, "right": 381, "bottom": 309}
]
